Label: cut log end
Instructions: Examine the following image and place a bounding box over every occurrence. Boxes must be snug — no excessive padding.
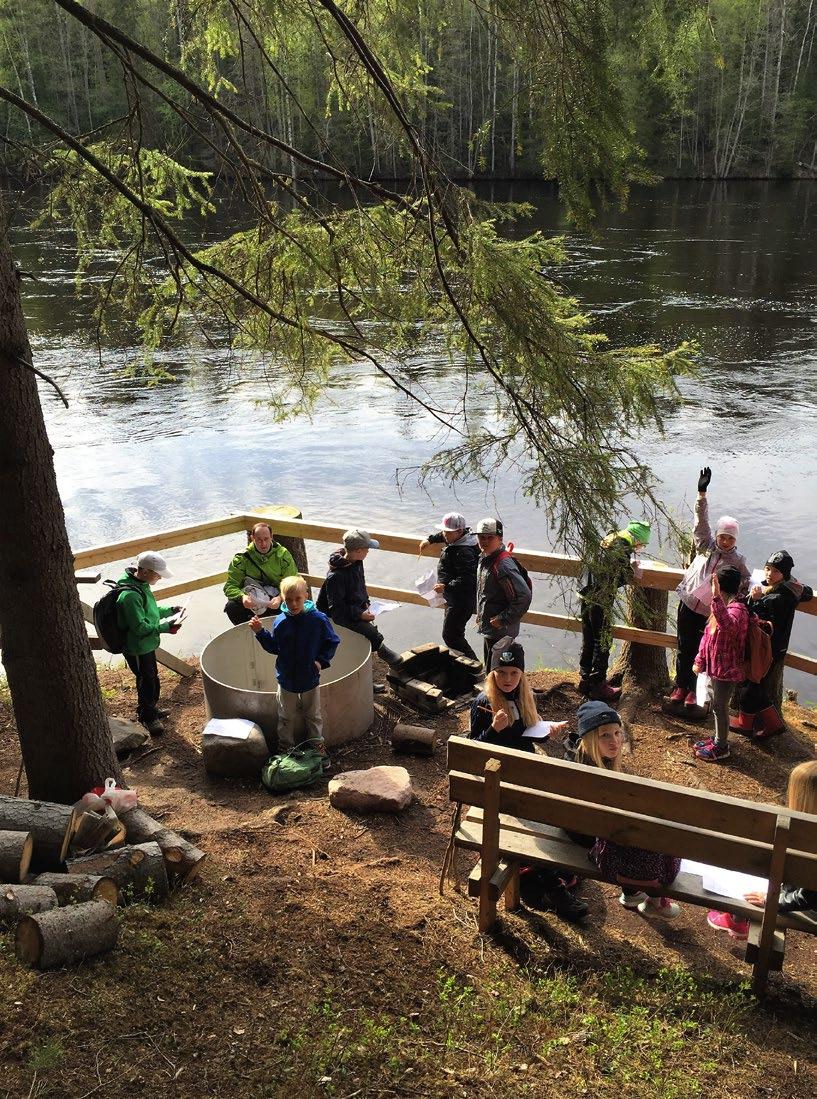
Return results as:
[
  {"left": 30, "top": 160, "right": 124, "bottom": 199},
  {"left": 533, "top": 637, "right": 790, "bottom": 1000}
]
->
[
  {"left": 15, "top": 916, "right": 44, "bottom": 965},
  {"left": 0, "top": 830, "right": 34, "bottom": 882}
]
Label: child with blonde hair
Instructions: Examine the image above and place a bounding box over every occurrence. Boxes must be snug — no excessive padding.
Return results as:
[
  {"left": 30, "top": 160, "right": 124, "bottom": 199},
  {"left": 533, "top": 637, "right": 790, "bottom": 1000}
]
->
[
  {"left": 575, "top": 701, "right": 682, "bottom": 918},
  {"left": 251, "top": 575, "right": 340, "bottom": 769}
]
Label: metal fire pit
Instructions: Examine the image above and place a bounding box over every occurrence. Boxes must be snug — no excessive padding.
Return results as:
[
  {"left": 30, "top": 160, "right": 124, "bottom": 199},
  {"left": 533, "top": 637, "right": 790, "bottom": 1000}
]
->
[{"left": 200, "top": 620, "right": 374, "bottom": 747}]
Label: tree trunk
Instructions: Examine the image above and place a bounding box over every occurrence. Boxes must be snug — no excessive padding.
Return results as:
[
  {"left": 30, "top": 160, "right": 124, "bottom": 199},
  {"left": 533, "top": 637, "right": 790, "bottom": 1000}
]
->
[
  {"left": 27, "top": 871, "right": 118, "bottom": 906},
  {"left": 0, "top": 883, "right": 58, "bottom": 923},
  {"left": 0, "top": 192, "right": 121, "bottom": 803},
  {"left": 0, "top": 795, "right": 74, "bottom": 868},
  {"left": 16, "top": 899, "right": 118, "bottom": 969},
  {"left": 0, "top": 829, "right": 33, "bottom": 881},
  {"left": 66, "top": 841, "right": 170, "bottom": 901},
  {"left": 119, "top": 806, "right": 206, "bottom": 884},
  {"left": 610, "top": 586, "right": 671, "bottom": 715}
]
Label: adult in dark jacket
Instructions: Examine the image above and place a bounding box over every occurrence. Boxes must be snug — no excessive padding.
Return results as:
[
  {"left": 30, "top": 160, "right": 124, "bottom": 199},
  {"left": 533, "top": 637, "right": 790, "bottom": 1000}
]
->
[
  {"left": 732, "top": 550, "right": 813, "bottom": 738},
  {"left": 475, "top": 517, "right": 532, "bottom": 669},
  {"left": 420, "top": 512, "right": 479, "bottom": 660},
  {"left": 316, "top": 529, "right": 401, "bottom": 678},
  {"left": 578, "top": 521, "right": 650, "bottom": 703},
  {"left": 469, "top": 642, "right": 584, "bottom": 920}
]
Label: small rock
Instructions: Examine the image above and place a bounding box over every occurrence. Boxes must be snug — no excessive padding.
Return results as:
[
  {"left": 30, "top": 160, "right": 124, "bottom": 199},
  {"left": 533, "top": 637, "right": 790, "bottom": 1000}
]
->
[
  {"left": 109, "top": 716, "right": 150, "bottom": 757},
  {"left": 328, "top": 766, "right": 413, "bottom": 813}
]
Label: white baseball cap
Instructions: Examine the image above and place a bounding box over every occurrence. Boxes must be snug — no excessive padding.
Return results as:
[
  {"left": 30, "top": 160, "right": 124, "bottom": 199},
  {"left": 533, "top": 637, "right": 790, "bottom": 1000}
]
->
[
  {"left": 475, "top": 517, "right": 503, "bottom": 538},
  {"left": 136, "top": 551, "right": 172, "bottom": 578},
  {"left": 440, "top": 512, "right": 466, "bottom": 531}
]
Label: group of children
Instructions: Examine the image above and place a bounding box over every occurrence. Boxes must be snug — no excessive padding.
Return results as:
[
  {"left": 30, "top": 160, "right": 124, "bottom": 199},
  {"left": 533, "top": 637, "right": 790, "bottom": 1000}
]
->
[
  {"left": 580, "top": 465, "right": 813, "bottom": 762},
  {"left": 473, "top": 636, "right": 817, "bottom": 930}
]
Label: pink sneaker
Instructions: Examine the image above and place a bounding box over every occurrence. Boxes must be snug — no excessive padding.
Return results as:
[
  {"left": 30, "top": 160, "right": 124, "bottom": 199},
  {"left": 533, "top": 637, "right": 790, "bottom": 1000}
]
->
[
  {"left": 684, "top": 690, "right": 697, "bottom": 707},
  {"left": 669, "top": 687, "right": 685, "bottom": 703},
  {"left": 706, "top": 910, "right": 749, "bottom": 940}
]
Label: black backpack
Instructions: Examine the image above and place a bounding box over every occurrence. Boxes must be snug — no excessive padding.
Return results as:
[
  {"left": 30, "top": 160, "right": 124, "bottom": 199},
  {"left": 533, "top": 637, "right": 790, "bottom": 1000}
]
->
[{"left": 92, "top": 580, "right": 144, "bottom": 654}]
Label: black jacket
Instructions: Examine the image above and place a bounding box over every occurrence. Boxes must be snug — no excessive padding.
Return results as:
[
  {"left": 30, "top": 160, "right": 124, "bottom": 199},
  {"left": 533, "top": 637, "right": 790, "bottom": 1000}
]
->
[
  {"left": 316, "top": 549, "right": 369, "bottom": 627},
  {"left": 426, "top": 530, "right": 479, "bottom": 612},
  {"left": 469, "top": 688, "right": 534, "bottom": 753},
  {"left": 747, "top": 577, "right": 813, "bottom": 659},
  {"left": 779, "top": 882, "right": 817, "bottom": 918}
]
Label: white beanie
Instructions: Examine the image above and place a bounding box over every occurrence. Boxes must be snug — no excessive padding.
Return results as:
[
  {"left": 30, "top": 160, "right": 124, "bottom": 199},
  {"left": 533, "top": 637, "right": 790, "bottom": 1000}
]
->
[{"left": 716, "top": 515, "right": 739, "bottom": 540}]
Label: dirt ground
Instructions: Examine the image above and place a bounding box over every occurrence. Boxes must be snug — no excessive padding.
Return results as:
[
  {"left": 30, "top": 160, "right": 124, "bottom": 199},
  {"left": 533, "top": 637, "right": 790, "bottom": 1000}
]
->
[{"left": 2, "top": 662, "right": 817, "bottom": 1098}]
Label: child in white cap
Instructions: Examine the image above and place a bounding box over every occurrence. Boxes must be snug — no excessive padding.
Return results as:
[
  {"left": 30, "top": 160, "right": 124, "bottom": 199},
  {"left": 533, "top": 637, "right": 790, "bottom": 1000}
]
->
[{"left": 419, "top": 512, "right": 479, "bottom": 659}]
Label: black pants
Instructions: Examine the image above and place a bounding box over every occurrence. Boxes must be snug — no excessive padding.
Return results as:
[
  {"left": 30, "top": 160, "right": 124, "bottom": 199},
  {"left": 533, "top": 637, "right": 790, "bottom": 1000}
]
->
[
  {"left": 442, "top": 603, "right": 477, "bottom": 660},
  {"left": 224, "top": 599, "right": 253, "bottom": 625},
  {"left": 675, "top": 602, "right": 708, "bottom": 691},
  {"left": 124, "top": 650, "right": 160, "bottom": 724},
  {"left": 579, "top": 600, "right": 610, "bottom": 683},
  {"left": 344, "top": 619, "right": 384, "bottom": 653}
]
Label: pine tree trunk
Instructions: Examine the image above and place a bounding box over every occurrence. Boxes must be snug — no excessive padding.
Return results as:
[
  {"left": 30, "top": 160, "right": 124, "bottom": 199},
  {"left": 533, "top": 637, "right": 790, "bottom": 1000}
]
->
[
  {"left": 610, "top": 586, "right": 671, "bottom": 714},
  {"left": 0, "top": 192, "right": 120, "bottom": 803}
]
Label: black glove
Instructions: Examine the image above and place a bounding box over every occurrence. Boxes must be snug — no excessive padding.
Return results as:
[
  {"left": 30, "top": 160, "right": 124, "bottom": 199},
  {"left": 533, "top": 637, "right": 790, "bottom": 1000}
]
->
[{"left": 697, "top": 467, "right": 712, "bottom": 493}]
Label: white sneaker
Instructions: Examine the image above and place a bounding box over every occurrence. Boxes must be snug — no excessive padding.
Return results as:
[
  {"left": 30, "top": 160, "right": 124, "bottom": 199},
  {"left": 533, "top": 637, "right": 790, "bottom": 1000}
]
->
[
  {"left": 619, "top": 890, "right": 649, "bottom": 909},
  {"left": 637, "top": 896, "right": 680, "bottom": 918}
]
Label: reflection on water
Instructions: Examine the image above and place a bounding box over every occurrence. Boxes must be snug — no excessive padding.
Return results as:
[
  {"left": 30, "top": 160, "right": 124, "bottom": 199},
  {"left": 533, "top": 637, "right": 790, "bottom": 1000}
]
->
[{"left": 11, "top": 180, "right": 817, "bottom": 696}]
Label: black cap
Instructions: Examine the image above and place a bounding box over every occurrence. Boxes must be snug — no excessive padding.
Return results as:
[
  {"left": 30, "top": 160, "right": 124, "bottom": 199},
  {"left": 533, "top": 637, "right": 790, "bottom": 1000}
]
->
[
  {"left": 490, "top": 642, "right": 525, "bottom": 672},
  {"left": 766, "top": 551, "right": 793, "bottom": 580},
  {"left": 577, "top": 700, "right": 621, "bottom": 739}
]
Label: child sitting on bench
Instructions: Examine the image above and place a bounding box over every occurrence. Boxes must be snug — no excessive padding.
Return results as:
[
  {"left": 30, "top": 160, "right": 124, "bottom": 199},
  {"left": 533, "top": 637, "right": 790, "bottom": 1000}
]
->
[
  {"left": 575, "top": 700, "right": 682, "bottom": 918},
  {"left": 469, "top": 640, "right": 585, "bottom": 920}
]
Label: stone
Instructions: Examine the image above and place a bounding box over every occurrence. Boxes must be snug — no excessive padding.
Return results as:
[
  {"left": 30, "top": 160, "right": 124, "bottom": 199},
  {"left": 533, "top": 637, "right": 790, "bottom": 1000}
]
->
[
  {"left": 108, "top": 716, "right": 150, "bottom": 758},
  {"left": 202, "top": 718, "right": 270, "bottom": 779},
  {"left": 328, "top": 766, "right": 413, "bottom": 814}
]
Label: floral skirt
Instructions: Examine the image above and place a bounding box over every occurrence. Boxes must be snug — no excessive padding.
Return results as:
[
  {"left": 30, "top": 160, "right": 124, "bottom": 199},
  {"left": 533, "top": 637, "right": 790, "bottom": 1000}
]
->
[{"left": 591, "top": 838, "right": 680, "bottom": 886}]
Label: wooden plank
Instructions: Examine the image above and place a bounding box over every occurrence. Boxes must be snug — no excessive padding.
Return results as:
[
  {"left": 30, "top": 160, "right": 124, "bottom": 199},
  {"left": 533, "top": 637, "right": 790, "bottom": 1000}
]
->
[
  {"left": 455, "top": 819, "right": 817, "bottom": 934},
  {"left": 153, "top": 572, "right": 227, "bottom": 600},
  {"left": 479, "top": 760, "right": 502, "bottom": 932},
  {"left": 505, "top": 864, "right": 521, "bottom": 911},
  {"left": 753, "top": 814, "right": 791, "bottom": 995},
  {"left": 72, "top": 515, "right": 247, "bottom": 570},
  {"left": 451, "top": 771, "right": 777, "bottom": 878},
  {"left": 74, "top": 571, "right": 101, "bottom": 584},
  {"left": 79, "top": 600, "right": 195, "bottom": 679},
  {"left": 467, "top": 858, "right": 515, "bottom": 899},
  {"left": 745, "top": 922, "right": 784, "bottom": 971},
  {"left": 448, "top": 737, "right": 783, "bottom": 844}
]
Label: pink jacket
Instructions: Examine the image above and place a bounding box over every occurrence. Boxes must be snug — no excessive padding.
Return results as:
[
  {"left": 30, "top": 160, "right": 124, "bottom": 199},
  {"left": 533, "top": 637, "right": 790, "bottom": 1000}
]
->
[{"left": 694, "top": 596, "right": 748, "bottom": 682}]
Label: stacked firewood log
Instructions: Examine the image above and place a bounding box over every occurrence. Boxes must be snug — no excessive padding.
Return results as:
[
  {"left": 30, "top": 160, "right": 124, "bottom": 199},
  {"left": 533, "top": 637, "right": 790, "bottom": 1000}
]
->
[{"left": 0, "top": 794, "right": 206, "bottom": 969}]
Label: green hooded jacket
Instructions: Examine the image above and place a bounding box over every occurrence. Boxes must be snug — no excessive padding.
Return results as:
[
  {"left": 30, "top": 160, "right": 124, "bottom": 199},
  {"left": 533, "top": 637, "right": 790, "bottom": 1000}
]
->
[
  {"left": 115, "top": 569, "right": 175, "bottom": 656},
  {"left": 223, "top": 541, "right": 299, "bottom": 602}
]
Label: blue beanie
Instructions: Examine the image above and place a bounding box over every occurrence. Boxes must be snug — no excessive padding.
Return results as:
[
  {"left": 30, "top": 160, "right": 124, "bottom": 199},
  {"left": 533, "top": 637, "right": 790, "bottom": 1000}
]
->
[{"left": 577, "top": 700, "right": 621, "bottom": 739}]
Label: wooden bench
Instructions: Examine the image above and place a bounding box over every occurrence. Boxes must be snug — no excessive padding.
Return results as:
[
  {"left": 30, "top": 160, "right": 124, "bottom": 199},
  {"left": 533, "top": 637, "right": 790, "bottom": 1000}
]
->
[{"left": 446, "top": 736, "right": 817, "bottom": 995}]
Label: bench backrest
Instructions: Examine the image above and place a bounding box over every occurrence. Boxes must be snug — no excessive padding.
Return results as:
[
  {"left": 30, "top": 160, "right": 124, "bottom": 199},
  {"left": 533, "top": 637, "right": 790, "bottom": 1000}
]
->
[{"left": 447, "top": 736, "right": 817, "bottom": 889}]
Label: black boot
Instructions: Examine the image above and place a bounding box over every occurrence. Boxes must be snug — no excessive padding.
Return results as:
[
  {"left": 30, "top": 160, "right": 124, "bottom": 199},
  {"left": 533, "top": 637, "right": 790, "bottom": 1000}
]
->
[
  {"left": 545, "top": 880, "right": 589, "bottom": 921},
  {"left": 376, "top": 643, "right": 402, "bottom": 666}
]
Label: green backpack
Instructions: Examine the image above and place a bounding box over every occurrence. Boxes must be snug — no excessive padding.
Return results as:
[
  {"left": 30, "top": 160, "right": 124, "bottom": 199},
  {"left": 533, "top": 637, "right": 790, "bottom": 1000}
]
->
[{"left": 261, "top": 743, "right": 324, "bottom": 793}]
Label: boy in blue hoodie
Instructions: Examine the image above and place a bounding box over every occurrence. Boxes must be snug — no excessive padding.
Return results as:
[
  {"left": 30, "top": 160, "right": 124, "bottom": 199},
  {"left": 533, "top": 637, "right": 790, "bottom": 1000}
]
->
[{"left": 250, "top": 576, "right": 340, "bottom": 768}]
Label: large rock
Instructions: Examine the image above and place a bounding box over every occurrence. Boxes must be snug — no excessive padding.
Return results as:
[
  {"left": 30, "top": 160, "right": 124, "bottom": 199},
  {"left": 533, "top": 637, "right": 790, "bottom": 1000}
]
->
[
  {"left": 328, "top": 766, "right": 413, "bottom": 814},
  {"left": 202, "top": 718, "right": 269, "bottom": 779},
  {"left": 108, "top": 717, "right": 150, "bottom": 758}
]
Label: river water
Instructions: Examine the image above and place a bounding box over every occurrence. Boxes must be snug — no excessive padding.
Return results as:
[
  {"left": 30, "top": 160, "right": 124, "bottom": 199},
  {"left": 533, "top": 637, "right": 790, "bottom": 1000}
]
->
[{"left": 11, "top": 181, "right": 817, "bottom": 698}]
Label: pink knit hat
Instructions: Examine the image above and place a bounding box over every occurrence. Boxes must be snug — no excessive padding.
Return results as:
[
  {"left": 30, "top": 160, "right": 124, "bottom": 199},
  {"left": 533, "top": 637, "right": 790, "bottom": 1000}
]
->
[{"left": 716, "top": 515, "right": 739, "bottom": 540}]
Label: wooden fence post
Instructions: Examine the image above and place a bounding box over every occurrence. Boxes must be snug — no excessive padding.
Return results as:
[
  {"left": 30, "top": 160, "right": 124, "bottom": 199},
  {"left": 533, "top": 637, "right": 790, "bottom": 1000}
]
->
[
  {"left": 752, "top": 813, "right": 790, "bottom": 997},
  {"left": 479, "top": 758, "right": 502, "bottom": 932}
]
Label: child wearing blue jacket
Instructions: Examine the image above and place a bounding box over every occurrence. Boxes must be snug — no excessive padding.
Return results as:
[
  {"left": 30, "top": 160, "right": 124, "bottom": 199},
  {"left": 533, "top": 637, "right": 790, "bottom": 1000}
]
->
[{"left": 250, "top": 575, "right": 340, "bottom": 767}]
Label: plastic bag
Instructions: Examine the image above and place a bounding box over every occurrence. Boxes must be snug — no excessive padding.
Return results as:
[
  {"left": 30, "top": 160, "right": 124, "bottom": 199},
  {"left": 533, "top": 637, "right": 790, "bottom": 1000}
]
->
[
  {"left": 91, "top": 777, "right": 138, "bottom": 813},
  {"left": 695, "top": 673, "right": 712, "bottom": 709},
  {"left": 415, "top": 569, "right": 445, "bottom": 608}
]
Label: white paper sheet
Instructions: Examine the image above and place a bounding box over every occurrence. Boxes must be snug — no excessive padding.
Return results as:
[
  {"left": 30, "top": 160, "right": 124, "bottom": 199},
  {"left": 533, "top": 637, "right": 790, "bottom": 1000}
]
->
[
  {"left": 203, "top": 717, "right": 257, "bottom": 741},
  {"left": 695, "top": 673, "right": 711, "bottom": 708},
  {"left": 368, "top": 598, "right": 401, "bottom": 616},
  {"left": 164, "top": 606, "right": 187, "bottom": 626},
  {"left": 415, "top": 570, "right": 446, "bottom": 608},
  {"left": 522, "top": 721, "right": 557, "bottom": 740},
  {"left": 750, "top": 568, "right": 767, "bottom": 587},
  {"left": 681, "top": 858, "right": 768, "bottom": 900}
]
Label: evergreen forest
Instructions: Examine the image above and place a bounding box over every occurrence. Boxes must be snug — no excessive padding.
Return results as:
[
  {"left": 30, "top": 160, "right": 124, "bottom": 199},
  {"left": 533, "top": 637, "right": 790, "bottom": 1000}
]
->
[{"left": 1, "top": 0, "right": 816, "bottom": 182}]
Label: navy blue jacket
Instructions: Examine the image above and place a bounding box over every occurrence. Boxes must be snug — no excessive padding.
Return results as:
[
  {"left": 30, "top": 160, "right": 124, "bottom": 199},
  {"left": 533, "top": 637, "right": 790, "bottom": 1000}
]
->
[
  {"left": 254, "top": 601, "right": 340, "bottom": 693},
  {"left": 317, "top": 549, "right": 370, "bottom": 627}
]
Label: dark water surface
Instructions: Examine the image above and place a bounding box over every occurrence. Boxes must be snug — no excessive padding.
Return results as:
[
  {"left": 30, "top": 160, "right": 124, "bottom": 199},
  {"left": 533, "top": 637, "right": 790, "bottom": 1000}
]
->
[{"left": 12, "top": 181, "right": 817, "bottom": 696}]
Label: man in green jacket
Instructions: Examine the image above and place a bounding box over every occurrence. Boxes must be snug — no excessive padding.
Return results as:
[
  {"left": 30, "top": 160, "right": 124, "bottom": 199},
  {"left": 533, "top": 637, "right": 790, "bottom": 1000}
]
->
[
  {"left": 223, "top": 522, "right": 299, "bottom": 625},
  {"left": 116, "top": 551, "right": 182, "bottom": 735}
]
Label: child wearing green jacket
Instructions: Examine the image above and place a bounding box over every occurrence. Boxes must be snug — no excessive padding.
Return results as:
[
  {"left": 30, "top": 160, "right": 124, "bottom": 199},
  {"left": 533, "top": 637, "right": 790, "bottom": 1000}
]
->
[{"left": 116, "top": 551, "right": 182, "bottom": 735}]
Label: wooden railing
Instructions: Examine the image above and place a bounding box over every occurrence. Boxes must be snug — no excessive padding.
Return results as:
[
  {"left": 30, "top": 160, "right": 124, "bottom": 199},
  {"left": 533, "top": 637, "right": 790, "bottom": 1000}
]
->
[{"left": 71, "top": 505, "right": 817, "bottom": 679}]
